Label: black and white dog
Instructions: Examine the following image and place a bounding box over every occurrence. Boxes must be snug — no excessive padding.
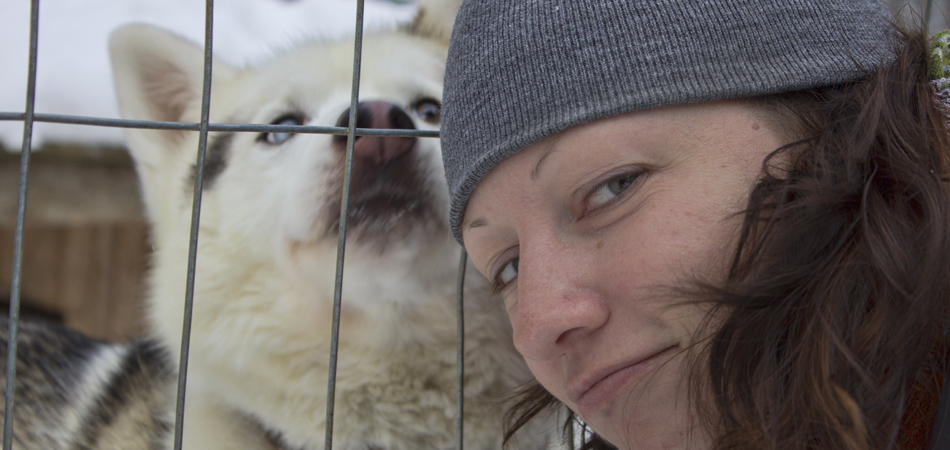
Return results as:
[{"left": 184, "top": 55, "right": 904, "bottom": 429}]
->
[{"left": 0, "top": 1, "right": 554, "bottom": 448}]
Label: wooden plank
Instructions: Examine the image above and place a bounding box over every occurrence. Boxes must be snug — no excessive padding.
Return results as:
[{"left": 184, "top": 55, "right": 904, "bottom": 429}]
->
[
  {"left": 0, "top": 224, "right": 150, "bottom": 341},
  {"left": 59, "top": 225, "right": 111, "bottom": 339},
  {"left": 0, "top": 146, "right": 143, "bottom": 227},
  {"left": 0, "top": 226, "right": 67, "bottom": 315},
  {"left": 107, "top": 223, "right": 150, "bottom": 340}
]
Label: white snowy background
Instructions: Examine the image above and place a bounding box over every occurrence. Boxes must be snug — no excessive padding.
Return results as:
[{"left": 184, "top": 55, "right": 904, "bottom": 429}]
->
[{"left": 0, "top": 0, "right": 420, "bottom": 150}]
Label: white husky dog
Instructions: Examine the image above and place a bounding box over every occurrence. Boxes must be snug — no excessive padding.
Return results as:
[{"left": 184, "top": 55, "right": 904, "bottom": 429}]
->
[{"left": 109, "top": 3, "right": 551, "bottom": 449}]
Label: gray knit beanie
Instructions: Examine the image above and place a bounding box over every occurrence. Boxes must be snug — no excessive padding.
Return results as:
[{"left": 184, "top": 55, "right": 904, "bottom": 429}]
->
[{"left": 441, "top": 0, "right": 892, "bottom": 244}]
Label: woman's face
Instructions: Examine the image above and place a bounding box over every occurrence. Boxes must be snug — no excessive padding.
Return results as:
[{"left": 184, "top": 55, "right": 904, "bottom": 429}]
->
[{"left": 462, "top": 100, "right": 783, "bottom": 449}]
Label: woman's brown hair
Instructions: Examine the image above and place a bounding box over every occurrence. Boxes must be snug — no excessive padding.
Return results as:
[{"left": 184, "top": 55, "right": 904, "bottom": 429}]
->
[{"left": 502, "top": 24, "right": 950, "bottom": 450}]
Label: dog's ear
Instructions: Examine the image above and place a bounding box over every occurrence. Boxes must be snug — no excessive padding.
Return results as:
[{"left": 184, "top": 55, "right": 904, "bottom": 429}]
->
[
  {"left": 405, "top": 0, "right": 463, "bottom": 43},
  {"left": 109, "top": 24, "right": 235, "bottom": 154},
  {"left": 109, "top": 24, "right": 237, "bottom": 225}
]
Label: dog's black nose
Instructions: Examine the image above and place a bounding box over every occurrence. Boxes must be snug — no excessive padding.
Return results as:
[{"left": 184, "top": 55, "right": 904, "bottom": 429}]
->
[{"left": 334, "top": 101, "right": 417, "bottom": 165}]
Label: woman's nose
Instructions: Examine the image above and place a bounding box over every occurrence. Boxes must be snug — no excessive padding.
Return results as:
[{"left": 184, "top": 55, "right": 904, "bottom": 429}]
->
[{"left": 510, "top": 244, "right": 609, "bottom": 361}]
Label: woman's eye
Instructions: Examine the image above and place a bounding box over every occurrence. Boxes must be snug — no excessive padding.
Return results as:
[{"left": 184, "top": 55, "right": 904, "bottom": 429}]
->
[
  {"left": 412, "top": 98, "right": 441, "bottom": 125},
  {"left": 492, "top": 257, "right": 519, "bottom": 292},
  {"left": 587, "top": 172, "right": 640, "bottom": 211},
  {"left": 259, "top": 114, "right": 306, "bottom": 145}
]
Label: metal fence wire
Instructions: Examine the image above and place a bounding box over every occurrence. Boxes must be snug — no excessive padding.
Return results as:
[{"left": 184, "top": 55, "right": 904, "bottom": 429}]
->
[
  {"left": 0, "top": 0, "right": 456, "bottom": 449},
  {"left": 3, "top": 1, "right": 949, "bottom": 450}
]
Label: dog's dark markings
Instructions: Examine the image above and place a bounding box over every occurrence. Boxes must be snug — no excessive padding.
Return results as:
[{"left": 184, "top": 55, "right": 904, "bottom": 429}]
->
[
  {"left": 190, "top": 131, "right": 233, "bottom": 190},
  {"left": 0, "top": 315, "right": 98, "bottom": 449},
  {"left": 0, "top": 315, "right": 174, "bottom": 450},
  {"left": 258, "top": 419, "right": 303, "bottom": 450},
  {"left": 0, "top": 314, "right": 95, "bottom": 406},
  {"left": 75, "top": 341, "right": 173, "bottom": 449}
]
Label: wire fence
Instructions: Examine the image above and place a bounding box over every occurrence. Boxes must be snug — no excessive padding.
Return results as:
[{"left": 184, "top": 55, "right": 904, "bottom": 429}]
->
[
  {"left": 3, "top": 1, "right": 949, "bottom": 450},
  {"left": 3, "top": 0, "right": 41, "bottom": 446},
  {"left": 1, "top": 0, "right": 455, "bottom": 449}
]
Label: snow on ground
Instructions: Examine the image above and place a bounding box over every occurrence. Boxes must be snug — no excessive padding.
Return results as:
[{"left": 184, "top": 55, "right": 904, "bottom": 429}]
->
[{"left": 0, "top": 0, "right": 419, "bottom": 150}]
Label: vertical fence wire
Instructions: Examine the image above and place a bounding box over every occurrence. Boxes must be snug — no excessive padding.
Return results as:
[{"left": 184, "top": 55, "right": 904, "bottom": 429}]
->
[
  {"left": 324, "top": 1, "right": 366, "bottom": 448},
  {"left": 3, "top": 0, "right": 41, "bottom": 448},
  {"left": 171, "top": 0, "right": 216, "bottom": 447},
  {"left": 455, "top": 250, "right": 467, "bottom": 449}
]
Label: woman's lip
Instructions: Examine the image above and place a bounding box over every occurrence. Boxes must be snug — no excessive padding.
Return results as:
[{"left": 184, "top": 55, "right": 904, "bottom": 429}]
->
[{"left": 570, "top": 345, "right": 677, "bottom": 417}]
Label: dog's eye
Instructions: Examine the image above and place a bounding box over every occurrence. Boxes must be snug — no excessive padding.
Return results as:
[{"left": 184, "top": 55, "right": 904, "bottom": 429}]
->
[
  {"left": 412, "top": 98, "right": 441, "bottom": 125},
  {"left": 259, "top": 114, "right": 306, "bottom": 145}
]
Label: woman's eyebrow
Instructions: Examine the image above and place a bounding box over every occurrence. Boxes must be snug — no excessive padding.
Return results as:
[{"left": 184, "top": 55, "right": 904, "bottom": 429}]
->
[
  {"left": 465, "top": 135, "right": 565, "bottom": 232},
  {"left": 464, "top": 217, "right": 488, "bottom": 231},
  {"left": 530, "top": 135, "right": 564, "bottom": 181}
]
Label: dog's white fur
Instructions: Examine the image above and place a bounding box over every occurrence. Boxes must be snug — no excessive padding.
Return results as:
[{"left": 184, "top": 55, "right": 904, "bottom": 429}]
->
[{"left": 109, "top": 3, "right": 551, "bottom": 449}]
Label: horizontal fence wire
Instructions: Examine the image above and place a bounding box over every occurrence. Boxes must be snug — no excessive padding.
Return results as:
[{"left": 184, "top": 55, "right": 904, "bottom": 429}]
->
[
  {"left": 1, "top": 2, "right": 460, "bottom": 450},
  {"left": 0, "top": 111, "right": 439, "bottom": 138},
  {"left": 3, "top": 0, "right": 40, "bottom": 448}
]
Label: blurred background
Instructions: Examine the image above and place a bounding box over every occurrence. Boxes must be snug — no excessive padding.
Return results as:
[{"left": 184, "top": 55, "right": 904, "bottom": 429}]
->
[{"left": 0, "top": 0, "right": 948, "bottom": 342}]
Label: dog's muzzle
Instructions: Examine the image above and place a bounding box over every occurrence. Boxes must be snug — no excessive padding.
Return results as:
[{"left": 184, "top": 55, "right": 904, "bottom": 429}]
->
[{"left": 326, "top": 101, "right": 435, "bottom": 245}]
